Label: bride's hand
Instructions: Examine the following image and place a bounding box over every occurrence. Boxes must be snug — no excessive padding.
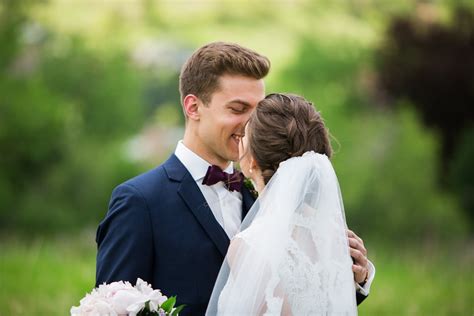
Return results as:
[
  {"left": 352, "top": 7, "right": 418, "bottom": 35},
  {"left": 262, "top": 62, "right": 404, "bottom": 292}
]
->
[{"left": 347, "top": 229, "right": 369, "bottom": 284}]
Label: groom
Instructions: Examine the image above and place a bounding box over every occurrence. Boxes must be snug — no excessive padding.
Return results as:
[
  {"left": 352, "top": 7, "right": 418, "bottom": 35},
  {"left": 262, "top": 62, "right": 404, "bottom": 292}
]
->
[{"left": 96, "top": 42, "right": 374, "bottom": 315}]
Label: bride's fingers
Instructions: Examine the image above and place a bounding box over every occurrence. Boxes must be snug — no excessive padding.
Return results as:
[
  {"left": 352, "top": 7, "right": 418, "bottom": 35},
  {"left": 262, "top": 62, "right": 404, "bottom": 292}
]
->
[{"left": 348, "top": 237, "right": 367, "bottom": 257}]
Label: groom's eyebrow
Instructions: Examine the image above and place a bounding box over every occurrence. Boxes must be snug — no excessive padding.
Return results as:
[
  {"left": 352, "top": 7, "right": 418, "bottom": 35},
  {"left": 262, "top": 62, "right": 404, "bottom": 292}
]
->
[{"left": 226, "top": 99, "right": 251, "bottom": 108}]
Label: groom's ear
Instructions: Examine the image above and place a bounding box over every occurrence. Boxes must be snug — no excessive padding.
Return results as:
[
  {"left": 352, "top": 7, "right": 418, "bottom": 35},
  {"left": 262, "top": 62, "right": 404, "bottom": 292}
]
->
[{"left": 183, "top": 94, "right": 201, "bottom": 121}]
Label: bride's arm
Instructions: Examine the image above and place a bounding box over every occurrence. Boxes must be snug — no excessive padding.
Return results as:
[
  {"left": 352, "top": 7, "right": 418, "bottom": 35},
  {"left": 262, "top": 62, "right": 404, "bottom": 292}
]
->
[
  {"left": 274, "top": 281, "right": 292, "bottom": 316},
  {"left": 225, "top": 237, "right": 244, "bottom": 275},
  {"left": 227, "top": 236, "right": 292, "bottom": 316}
]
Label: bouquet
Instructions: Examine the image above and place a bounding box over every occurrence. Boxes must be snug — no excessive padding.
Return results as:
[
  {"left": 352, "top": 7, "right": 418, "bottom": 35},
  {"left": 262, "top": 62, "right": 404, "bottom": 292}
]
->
[{"left": 71, "top": 278, "right": 185, "bottom": 316}]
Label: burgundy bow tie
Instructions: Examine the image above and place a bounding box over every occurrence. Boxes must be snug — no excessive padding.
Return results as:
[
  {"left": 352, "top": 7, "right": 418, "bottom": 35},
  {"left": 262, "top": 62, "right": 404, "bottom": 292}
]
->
[{"left": 202, "top": 165, "right": 244, "bottom": 192}]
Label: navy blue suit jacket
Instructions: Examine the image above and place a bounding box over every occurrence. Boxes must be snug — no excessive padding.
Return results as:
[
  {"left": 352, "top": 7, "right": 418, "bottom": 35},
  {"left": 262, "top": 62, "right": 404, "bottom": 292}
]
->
[
  {"left": 96, "top": 154, "right": 255, "bottom": 315},
  {"left": 96, "top": 154, "right": 366, "bottom": 315}
]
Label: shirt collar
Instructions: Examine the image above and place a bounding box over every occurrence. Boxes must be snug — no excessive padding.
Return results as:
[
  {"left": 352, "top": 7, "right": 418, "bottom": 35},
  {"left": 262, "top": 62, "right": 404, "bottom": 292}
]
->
[{"left": 174, "top": 140, "right": 234, "bottom": 181}]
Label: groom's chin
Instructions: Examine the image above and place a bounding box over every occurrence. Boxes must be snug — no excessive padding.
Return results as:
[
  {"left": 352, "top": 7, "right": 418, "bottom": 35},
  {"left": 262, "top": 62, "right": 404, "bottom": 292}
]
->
[
  {"left": 228, "top": 152, "right": 239, "bottom": 163},
  {"left": 225, "top": 147, "right": 239, "bottom": 162}
]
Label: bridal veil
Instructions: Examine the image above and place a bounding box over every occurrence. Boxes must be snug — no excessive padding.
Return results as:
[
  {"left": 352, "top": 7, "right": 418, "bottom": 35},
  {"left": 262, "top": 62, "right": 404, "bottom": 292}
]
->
[{"left": 206, "top": 151, "right": 357, "bottom": 315}]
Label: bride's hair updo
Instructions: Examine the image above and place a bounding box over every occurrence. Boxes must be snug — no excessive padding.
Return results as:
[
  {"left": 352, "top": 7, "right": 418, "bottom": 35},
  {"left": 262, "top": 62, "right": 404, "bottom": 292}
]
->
[{"left": 247, "top": 93, "right": 332, "bottom": 184}]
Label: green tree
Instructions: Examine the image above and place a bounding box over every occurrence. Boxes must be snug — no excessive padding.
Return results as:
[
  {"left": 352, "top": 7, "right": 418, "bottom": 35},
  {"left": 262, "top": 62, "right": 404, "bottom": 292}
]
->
[
  {"left": 377, "top": 6, "right": 474, "bottom": 225},
  {"left": 0, "top": 1, "right": 147, "bottom": 234}
]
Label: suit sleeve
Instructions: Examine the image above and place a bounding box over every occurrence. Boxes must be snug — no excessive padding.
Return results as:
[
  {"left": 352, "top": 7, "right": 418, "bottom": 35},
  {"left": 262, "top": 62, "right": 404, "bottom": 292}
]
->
[
  {"left": 356, "top": 291, "right": 367, "bottom": 305},
  {"left": 95, "top": 183, "right": 154, "bottom": 287}
]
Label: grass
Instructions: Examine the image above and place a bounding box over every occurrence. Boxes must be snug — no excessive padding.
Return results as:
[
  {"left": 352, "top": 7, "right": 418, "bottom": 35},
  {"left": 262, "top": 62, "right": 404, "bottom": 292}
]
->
[
  {"left": 358, "top": 242, "right": 474, "bottom": 315},
  {"left": 0, "top": 233, "right": 473, "bottom": 315},
  {"left": 0, "top": 231, "right": 96, "bottom": 315}
]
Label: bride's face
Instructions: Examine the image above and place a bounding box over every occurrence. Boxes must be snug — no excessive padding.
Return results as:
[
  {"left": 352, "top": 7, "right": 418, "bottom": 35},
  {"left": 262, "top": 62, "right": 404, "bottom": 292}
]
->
[
  {"left": 239, "top": 123, "right": 265, "bottom": 193},
  {"left": 238, "top": 124, "right": 253, "bottom": 179}
]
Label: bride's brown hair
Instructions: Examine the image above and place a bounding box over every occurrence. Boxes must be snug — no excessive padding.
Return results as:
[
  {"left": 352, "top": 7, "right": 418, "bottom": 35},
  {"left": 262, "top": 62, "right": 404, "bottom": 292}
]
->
[{"left": 247, "top": 93, "right": 332, "bottom": 184}]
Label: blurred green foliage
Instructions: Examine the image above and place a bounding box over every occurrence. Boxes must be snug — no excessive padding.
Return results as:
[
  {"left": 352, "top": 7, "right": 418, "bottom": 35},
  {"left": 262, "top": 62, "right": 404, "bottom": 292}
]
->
[
  {"left": 0, "top": 1, "right": 147, "bottom": 233},
  {"left": 0, "top": 0, "right": 471, "bottom": 244},
  {"left": 377, "top": 6, "right": 474, "bottom": 226},
  {"left": 450, "top": 127, "right": 474, "bottom": 221}
]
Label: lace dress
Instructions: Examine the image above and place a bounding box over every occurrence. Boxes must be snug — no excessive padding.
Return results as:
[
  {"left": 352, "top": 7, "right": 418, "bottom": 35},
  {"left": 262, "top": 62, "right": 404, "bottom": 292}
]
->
[{"left": 234, "top": 202, "right": 356, "bottom": 316}]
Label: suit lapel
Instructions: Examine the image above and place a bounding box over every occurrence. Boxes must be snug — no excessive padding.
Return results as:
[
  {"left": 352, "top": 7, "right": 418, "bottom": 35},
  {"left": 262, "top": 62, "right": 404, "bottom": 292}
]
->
[
  {"left": 241, "top": 185, "right": 256, "bottom": 220},
  {"left": 164, "top": 155, "right": 230, "bottom": 257}
]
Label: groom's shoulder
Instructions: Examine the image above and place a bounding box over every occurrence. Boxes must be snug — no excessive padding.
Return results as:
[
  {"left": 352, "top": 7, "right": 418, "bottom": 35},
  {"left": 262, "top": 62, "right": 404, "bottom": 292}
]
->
[{"left": 114, "top": 154, "right": 182, "bottom": 195}]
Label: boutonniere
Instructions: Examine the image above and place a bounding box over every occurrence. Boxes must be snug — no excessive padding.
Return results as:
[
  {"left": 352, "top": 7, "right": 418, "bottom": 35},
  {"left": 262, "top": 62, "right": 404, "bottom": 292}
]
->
[{"left": 243, "top": 178, "right": 258, "bottom": 199}]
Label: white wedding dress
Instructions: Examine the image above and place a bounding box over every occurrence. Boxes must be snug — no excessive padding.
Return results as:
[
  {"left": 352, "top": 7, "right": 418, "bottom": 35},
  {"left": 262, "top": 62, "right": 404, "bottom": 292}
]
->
[{"left": 206, "top": 152, "right": 357, "bottom": 316}]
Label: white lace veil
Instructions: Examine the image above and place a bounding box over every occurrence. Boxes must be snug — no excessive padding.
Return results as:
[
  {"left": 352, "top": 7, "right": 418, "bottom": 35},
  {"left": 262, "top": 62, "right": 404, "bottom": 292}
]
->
[{"left": 206, "top": 152, "right": 357, "bottom": 315}]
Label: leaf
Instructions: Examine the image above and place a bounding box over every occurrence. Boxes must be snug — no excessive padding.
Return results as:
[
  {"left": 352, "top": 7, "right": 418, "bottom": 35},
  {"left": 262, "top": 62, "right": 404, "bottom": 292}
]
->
[
  {"left": 160, "top": 296, "right": 176, "bottom": 313},
  {"left": 171, "top": 304, "right": 186, "bottom": 316}
]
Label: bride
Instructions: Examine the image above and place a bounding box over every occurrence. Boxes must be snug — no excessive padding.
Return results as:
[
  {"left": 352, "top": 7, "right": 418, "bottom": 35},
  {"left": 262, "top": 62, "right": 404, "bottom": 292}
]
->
[{"left": 206, "top": 93, "right": 357, "bottom": 315}]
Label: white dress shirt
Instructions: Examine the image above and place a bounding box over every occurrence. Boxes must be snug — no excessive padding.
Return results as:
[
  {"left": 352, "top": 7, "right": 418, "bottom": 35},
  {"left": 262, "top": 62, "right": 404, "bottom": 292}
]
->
[
  {"left": 357, "top": 261, "right": 375, "bottom": 295},
  {"left": 174, "top": 141, "right": 374, "bottom": 295},
  {"left": 175, "top": 141, "right": 242, "bottom": 239}
]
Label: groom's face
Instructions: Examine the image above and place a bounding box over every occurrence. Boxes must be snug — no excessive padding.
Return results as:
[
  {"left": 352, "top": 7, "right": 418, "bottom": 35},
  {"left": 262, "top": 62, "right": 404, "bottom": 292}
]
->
[{"left": 197, "top": 74, "right": 265, "bottom": 164}]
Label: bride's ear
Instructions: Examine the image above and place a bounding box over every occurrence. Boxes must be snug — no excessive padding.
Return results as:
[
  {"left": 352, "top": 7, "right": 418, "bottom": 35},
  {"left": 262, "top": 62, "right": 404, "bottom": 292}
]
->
[{"left": 248, "top": 156, "right": 259, "bottom": 175}]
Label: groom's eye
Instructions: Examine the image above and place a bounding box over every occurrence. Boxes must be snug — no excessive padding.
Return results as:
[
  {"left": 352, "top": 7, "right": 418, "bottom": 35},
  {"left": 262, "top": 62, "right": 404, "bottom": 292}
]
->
[
  {"left": 230, "top": 107, "right": 245, "bottom": 114},
  {"left": 227, "top": 101, "right": 250, "bottom": 114}
]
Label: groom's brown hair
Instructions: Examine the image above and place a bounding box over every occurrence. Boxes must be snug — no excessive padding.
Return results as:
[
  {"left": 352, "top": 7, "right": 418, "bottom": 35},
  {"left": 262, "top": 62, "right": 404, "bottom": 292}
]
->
[{"left": 179, "top": 42, "right": 270, "bottom": 104}]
